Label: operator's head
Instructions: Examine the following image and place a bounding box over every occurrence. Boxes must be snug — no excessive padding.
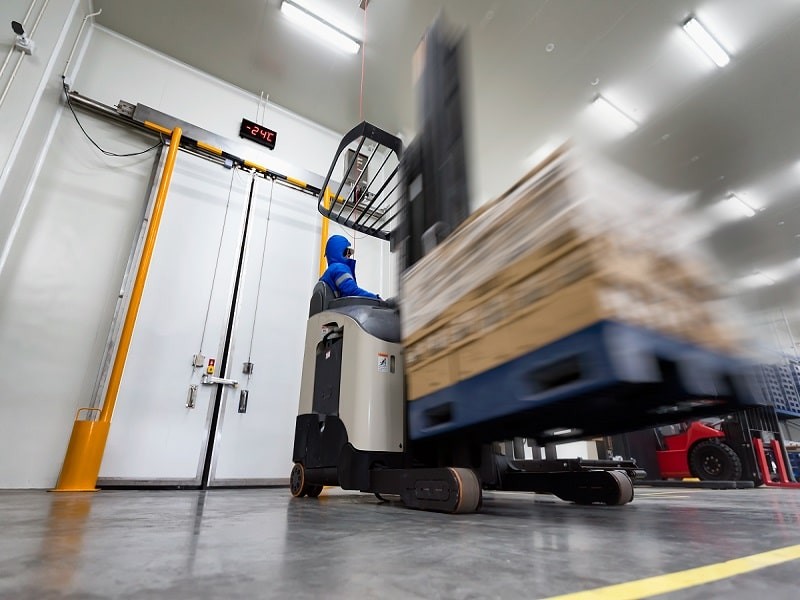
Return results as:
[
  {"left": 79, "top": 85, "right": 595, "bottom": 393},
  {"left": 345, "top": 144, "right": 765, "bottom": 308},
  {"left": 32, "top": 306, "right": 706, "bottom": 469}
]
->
[{"left": 325, "top": 235, "right": 354, "bottom": 266}]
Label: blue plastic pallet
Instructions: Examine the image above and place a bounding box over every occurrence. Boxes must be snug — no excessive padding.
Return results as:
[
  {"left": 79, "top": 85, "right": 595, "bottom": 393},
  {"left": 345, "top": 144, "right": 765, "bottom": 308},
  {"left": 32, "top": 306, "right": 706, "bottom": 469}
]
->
[
  {"left": 408, "top": 320, "right": 762, "bottom": 441},
  {"left": 788, "top": 453, "right": 800, "bottom": 479},
  {"left": 758, "top": 363, "right": 800, "bottom": 418}
]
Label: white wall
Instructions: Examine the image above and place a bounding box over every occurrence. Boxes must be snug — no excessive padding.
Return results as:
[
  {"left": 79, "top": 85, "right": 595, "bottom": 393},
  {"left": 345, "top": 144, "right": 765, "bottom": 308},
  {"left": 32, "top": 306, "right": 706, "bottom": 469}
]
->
[
  {"left": 0, "top": 0, "right": 89, "bottom": 266},
  {"left": 78, "top": 26, "right": 392, "bottom": 297},
  {"left": 0, "top": 22, "right": 394, "bottom": 488}
]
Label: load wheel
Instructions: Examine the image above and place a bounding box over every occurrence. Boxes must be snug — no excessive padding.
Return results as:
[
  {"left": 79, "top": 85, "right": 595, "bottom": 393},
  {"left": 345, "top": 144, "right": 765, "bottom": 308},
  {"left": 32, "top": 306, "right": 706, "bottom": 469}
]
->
[
  {"left": 569, "top": 470, "right": 634, "bottom": 506},
  {"left": 448, "top": 467, "right": 482, "bottom": 514},
  {"left": 605, "top": 470, "right": 634, "bottom": 506},
  {"left": 689, "top": 440, "right": 742, "bottom": 481},
  {"left": 290, "top": 463, "right": 323, "bottom": 498}
]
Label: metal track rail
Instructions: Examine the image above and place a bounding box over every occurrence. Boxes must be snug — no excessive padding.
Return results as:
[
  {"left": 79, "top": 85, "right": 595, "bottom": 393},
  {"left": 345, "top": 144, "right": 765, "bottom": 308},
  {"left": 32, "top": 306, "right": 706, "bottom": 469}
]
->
[{"left": 65, "top": 88, "right": 323, "bottom": 196}]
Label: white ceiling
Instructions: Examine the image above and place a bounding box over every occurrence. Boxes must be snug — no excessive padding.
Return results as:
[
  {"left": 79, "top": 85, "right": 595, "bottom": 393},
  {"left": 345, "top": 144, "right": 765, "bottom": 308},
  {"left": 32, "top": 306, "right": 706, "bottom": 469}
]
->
[{"left": 91, "top": 0, "right": 800, "bottom": 347}]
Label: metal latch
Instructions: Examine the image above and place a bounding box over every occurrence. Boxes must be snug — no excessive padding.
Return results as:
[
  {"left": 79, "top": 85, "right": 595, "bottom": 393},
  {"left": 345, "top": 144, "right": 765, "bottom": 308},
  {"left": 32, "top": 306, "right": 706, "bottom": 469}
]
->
[
  {"left": 201, "top": 374, "right": 238, "bottom": 387},
  {"left": 186, "top": 385, "right": 198, "bottom": 409}
]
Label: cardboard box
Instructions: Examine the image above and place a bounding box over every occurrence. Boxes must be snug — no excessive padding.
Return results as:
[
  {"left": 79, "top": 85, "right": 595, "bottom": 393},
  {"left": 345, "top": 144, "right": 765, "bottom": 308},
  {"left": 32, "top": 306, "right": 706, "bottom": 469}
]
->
[{"left": 402, "top": 147, "right": 741, "bottom": 400}]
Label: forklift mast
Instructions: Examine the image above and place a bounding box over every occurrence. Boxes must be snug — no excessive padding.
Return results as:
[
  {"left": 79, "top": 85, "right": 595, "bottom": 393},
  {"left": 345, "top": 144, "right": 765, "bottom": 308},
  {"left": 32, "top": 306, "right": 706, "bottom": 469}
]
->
[
  {"left": 314, "top": 18, "right": 470, "bottom": 277},
  {"left": 393, "top": 19, "right": 471, "bottom": 271}
]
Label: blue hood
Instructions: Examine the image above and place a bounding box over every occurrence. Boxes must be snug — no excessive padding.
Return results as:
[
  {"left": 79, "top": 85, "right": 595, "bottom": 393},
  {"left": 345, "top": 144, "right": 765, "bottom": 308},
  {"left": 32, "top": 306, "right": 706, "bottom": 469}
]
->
[{"left": 325, "top": 234, "right": 356, "bottom": 272}]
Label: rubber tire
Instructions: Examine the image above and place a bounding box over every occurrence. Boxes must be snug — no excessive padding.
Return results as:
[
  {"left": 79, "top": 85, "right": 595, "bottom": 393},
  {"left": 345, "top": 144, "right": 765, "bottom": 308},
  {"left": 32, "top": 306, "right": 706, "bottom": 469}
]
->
[
  {"left": 689, "top": 440, "right": 742, "bottom": 481},
  {"left": 290, "top": 463, "right": 307, "bottom": 497},
  {"left": 306, "top": 484, "right": 324, "bottom": 498},
  {"left": 449, "top": 467, "right": 482, "bottom": 514},
  {"left": 605, "top": 470, "right": 634, "bottom": 506}
]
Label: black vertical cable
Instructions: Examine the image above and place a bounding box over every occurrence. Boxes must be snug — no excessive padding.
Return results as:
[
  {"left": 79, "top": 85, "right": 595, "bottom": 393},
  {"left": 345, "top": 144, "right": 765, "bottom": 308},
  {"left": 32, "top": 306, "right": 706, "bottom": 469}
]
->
[{"left": 201, "top": 175, "right": 257, "bottom": 487}]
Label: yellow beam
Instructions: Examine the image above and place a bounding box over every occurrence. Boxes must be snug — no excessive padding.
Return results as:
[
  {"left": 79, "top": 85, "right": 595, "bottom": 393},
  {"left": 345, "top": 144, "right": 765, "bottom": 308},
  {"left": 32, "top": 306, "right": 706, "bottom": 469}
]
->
[
  {"left": 244, "top": 159, "right": 267, "bottom": 172},
  {"left": 54, "top": 127, "right": 183, "bottom": 492},
  {"left": 143, "top": 120, "right": 172, "bottom": 136},
  {"left": 197, "top": 140, "right": 223, "bottom": 156},
  {"left": 318, "top": 187, "right": 331, "bottom": 276},
  {"left": 286, "top": 175, "right": 307, "bottom": 189}
]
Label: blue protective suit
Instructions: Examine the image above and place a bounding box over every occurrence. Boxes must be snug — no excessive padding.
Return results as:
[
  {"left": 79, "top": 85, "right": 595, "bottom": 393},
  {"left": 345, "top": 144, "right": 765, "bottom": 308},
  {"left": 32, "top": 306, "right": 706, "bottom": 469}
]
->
[{"left": 319, "top": 235, "right": 379, "bottom": 299}]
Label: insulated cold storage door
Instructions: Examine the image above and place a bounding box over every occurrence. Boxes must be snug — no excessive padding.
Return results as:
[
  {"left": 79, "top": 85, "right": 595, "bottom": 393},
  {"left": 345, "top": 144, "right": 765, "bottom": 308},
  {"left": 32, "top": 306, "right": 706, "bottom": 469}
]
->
[
  {"left": 98, "top": 150, "right": 318, "bottom": 486},
  {"left": 99, "top": 152, "right": 250, "bottom": 485},
  {"left": 208, "top": 177, "right": 319, "bottom": 485}
]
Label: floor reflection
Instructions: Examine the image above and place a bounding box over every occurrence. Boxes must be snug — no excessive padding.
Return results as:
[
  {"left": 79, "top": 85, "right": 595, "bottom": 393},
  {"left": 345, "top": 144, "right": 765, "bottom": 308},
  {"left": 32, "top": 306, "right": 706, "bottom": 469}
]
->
[{"left": 35, "top": 493, "right": 93, "bottom": 592}]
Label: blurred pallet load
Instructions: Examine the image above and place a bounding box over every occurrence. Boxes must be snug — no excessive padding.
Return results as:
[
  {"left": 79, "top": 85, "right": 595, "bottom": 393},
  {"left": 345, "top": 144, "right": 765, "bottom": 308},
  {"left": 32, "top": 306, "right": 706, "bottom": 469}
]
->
[
  {"left": 401, "top": 147, "right": 760, "bottom": 441},
  {"left": 757, "top": 359, "right": 800, "bottom": 418}
]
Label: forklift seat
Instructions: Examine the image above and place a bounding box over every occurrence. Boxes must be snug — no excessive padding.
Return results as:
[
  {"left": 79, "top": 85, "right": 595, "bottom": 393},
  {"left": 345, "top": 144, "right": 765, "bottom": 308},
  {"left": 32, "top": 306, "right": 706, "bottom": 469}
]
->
[
  {"left": 309, "top": 281, "right": 336, "bottom": 317},
  {"left": 308, "top": 281, "right": 385, "bottom": 317}
]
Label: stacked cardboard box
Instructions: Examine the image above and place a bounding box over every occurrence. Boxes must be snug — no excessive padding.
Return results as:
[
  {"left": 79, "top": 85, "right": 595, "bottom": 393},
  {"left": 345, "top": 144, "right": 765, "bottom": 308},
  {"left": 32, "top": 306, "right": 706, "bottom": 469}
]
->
[{"left": 401, "top": 147, "right": 737, "bottom": 401}]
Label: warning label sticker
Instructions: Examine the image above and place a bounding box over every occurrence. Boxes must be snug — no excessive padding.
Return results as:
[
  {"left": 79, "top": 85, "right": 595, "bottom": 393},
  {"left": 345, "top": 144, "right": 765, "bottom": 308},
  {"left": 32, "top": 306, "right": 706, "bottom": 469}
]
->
[{"left": 377, "top": 353, "right": 389, "bottom": 373}]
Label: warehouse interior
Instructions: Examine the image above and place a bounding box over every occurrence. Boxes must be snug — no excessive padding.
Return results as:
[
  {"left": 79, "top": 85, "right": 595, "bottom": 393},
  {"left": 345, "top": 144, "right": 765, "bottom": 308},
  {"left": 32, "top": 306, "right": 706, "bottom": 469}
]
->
[{"left": 2, "top": 0, "right": 800, "bottom": 598}]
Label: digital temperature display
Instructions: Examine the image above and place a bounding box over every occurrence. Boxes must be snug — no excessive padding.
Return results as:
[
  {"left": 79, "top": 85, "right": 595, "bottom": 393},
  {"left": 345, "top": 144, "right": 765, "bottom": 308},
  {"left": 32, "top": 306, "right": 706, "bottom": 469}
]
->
[{"left": 239, "top": 118, "right": 277, "bottom": 150}]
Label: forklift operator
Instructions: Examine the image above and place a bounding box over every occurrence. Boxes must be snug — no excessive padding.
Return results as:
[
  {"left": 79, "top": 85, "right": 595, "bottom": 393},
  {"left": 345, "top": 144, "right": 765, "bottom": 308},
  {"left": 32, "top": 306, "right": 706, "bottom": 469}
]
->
[{"left": 320, "top": 234, "right": 380, "bottom": 299}]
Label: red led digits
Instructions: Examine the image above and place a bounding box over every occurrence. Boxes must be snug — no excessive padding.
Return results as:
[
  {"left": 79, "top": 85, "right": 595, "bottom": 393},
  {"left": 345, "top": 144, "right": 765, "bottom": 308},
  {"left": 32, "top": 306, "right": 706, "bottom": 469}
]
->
[{"left": 239, "top": 118, "right": 277, "bottom": 150}]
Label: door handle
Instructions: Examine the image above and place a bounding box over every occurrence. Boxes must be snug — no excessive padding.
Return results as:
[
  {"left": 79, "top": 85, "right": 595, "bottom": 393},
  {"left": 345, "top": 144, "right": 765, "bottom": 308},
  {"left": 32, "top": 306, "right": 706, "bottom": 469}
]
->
[{"left": 201, "top": 374, "right": 239, "bottom": 387}]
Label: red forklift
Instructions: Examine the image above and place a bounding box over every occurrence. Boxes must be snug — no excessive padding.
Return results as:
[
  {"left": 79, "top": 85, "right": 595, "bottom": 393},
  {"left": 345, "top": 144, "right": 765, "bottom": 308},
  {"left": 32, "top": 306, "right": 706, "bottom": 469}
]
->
[{"left": 654, "top": 406, "right": 799, "bottom": 486}]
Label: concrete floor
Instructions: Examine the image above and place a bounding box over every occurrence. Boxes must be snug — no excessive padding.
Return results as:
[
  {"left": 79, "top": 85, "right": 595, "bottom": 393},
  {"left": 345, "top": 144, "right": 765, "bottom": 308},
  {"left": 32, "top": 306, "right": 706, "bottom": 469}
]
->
[{"left": 1, "top": 486, "right": 799, "bottom": 599}]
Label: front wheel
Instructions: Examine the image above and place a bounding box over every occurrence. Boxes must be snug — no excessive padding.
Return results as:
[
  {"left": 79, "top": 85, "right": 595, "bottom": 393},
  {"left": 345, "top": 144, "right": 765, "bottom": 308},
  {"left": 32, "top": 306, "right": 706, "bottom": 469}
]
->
[
  {"left": 290, "top": 463, "right": 307, "bottom": 497},
  {"left": 290, "top": 462, "right": 323, "bottom": 498},
  {"left": 689, "top": 440, "right": 742, "bottom": 481}
]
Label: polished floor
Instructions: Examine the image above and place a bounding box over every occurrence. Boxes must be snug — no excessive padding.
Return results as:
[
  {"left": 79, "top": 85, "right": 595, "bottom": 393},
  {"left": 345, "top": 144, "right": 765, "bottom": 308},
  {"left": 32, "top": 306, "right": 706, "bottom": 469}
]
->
[{"left": 2, "top": 486, "right": 799, "bottom": 599}]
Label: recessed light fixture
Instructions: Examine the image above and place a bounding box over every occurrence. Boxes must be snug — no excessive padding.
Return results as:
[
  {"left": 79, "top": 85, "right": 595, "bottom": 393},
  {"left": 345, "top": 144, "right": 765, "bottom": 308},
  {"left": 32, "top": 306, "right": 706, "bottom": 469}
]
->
[
  {"left": 755, "top": 271, "right": 776, "bottom": 286},
  {"left": 737, "top": 270, "right": 776, "bottom": 289},
  {"left": 682, "top": 17, "right": 730, "bottom": 68},
  {"left": 721, "top": 192, "right": 756, "bottom": 218},
  {"left": 591, "top": 94, "right": 638, "bottom": 133},
  {"left": 280, "top": 0, "right": 361, "bottom": 55}
]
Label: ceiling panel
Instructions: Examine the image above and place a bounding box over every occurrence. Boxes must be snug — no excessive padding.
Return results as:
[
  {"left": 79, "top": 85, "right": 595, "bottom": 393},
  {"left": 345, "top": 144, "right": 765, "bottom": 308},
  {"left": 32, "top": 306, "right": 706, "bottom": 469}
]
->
[{"left": 91, "top": 0, "right": 800, "bottom": 340}]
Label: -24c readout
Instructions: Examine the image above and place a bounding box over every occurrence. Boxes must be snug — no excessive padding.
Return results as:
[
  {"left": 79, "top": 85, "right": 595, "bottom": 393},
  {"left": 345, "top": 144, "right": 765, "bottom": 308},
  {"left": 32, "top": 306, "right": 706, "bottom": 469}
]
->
[{"left": 239, "top": 118, "right": 277, "bottom": 150}]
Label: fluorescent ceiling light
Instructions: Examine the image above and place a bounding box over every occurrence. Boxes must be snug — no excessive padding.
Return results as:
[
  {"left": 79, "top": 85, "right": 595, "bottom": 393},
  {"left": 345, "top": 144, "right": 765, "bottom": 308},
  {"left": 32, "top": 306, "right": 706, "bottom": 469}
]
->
[
  {"left": 734, "top": 258, "right": 800, "bottom": 291},
  {"left": 551, "top": 429, "right": 574, "bottom": 437},
  {"left": 591, "top": 95, "right": 638, "bottom": 133},
  {"left": 717, "top": 193, "right": 756, "bottom": 219},
  {"left": 738, "top": 271, "right": 776, "bottom": 289},
  {"left": 682, "top": 17, "right": 730, "bottom": 68},
  {"left": 280, "top": 0, "right": 360, "bottom": 55}
]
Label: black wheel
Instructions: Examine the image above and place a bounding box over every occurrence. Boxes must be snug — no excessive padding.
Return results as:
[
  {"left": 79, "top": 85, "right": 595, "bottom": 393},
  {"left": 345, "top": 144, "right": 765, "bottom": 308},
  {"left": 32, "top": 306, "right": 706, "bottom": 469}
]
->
[
  {"left": 602, "top": 470, "right": 634, "bottom": 506},
  {"left": 689, "top": 440, "right": 742, "bottom": 481},
  {"left": 448, "top": 467, "right": 482, "bottom": 514},
  {"left": 290, "top": 463, "right": 307, "bottom": 497},
  {"left": 570, "top": 471, "right": 634, "bottom": 506},
  {"left": 306, "top": 484, "right": 324, "bottom": 498}
]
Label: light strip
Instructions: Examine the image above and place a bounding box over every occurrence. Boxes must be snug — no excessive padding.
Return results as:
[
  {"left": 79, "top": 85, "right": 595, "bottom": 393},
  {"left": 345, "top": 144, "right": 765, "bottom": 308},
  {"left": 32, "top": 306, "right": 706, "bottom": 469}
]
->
[
  {"left": 682, "top": 17, "right": 730, "bottom": 68},
  {"left": 725, "top": 193, "right": 756, "bottom": 218},
  {"left": 280, "top": 0, "right": 360, "bottom": 55},
  {"left": 591, "top": 95, "right": 638, "bottom": 132},
  {"left": 758, "top": 271, "right": 776, "bottom": 286}
]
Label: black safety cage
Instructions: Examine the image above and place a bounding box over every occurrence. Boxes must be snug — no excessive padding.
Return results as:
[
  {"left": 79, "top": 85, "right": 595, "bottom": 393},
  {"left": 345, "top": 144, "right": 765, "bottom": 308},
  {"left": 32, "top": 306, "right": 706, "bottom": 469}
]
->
[{"left": 316, "top": 121, "right": 404, "bottom": 241}]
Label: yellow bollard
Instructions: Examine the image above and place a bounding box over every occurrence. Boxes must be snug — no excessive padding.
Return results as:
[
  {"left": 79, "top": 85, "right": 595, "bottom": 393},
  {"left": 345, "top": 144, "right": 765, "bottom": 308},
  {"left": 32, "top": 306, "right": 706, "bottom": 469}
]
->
[
  {"left": 53, "top": 126, "right": 183, "bottom": 491},
  {"left": 53, "top": 409, "right": 109, "bottom": 491}
]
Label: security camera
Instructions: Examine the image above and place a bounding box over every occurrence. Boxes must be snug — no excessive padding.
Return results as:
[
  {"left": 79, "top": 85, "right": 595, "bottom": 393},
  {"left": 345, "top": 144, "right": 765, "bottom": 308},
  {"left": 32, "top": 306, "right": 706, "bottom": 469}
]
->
[{"left": 12, "top": 20, "right": 34, "bottom": 55}]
